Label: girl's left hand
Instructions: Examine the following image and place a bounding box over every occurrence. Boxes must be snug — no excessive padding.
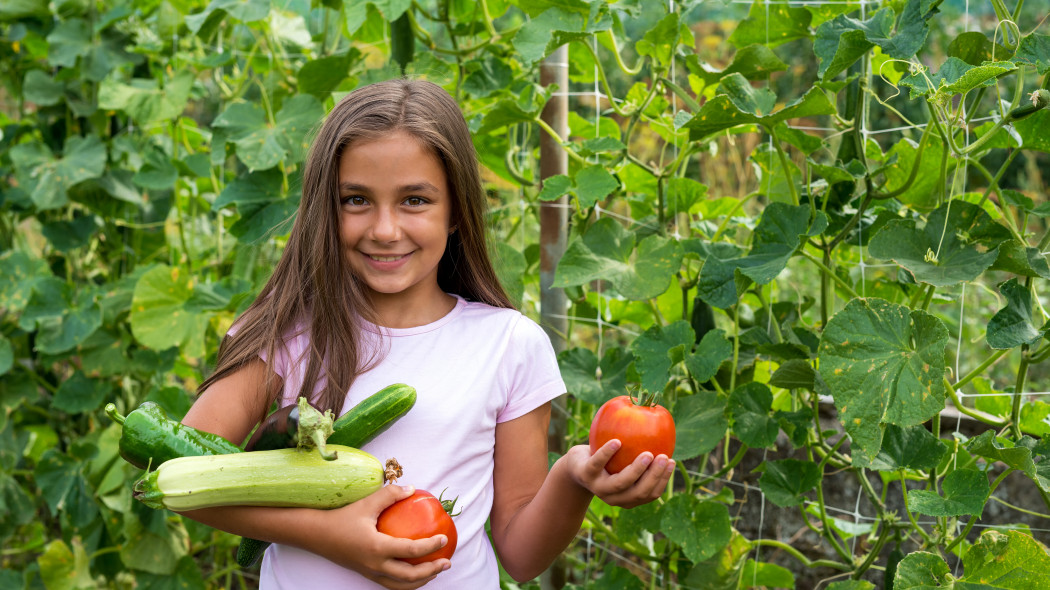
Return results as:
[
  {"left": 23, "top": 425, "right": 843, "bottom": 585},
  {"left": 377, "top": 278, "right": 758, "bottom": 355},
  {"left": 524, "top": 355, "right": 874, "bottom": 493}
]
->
[{"left": 564, "top": 440, "right": 674, "bottom": 508}]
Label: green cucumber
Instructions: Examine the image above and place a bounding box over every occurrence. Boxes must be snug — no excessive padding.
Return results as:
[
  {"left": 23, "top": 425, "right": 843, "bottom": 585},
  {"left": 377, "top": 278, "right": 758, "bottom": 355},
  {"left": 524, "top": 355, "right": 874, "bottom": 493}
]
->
[
  {"left": 235, "top": 383, "right": 417, "bottom": 567},
  {"left": 105, "top": 402, "right": 242, "bottom": 471},
  {"left": 329, "top": 383, "right": 417, "bottom": 448}
]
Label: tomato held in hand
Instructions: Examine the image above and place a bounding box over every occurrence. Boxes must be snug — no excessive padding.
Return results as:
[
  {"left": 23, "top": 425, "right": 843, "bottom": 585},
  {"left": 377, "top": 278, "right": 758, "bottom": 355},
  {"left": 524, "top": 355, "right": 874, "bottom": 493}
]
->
[
  {"left": 377, "top": 489, "right": 458, "bottom": 565},
  {"left": 589, "top": 394, "right": 675, "bottom": 474}
]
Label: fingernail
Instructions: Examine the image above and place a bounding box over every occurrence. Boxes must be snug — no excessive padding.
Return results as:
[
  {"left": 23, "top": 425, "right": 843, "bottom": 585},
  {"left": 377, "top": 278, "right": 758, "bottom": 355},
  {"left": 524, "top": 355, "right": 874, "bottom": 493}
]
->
[
  {"left": 439, "top": 535, "right": 448, "bottom": 547},
  {"left": 443, "top": 562, "right": 451, "bottom": 571},
  {"left": 402, "top": 485, "right": 414, "bottom": 494},
  {"left": 609, "top": 439, "right": 621, "bottom": 450},
  {"left": 641, "top": 454, "right": 653, "bottom": 466}
]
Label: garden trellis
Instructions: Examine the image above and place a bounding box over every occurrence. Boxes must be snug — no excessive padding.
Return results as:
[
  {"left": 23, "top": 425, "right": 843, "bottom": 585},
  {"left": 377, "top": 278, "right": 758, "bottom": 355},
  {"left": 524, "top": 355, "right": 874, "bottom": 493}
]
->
[{"left": 2, "top": 1, "right": 1050, "bottom": 589}]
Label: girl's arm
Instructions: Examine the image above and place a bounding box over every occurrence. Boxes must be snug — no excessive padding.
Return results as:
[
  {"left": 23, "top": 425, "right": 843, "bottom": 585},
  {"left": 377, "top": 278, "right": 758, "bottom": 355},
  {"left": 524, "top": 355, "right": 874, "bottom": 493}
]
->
[
  {"left": 179, "top": 359, "right": 450, "bottom": 590},
  {"left": 489, "top": 402, "right": 674, "bottom": 582}
]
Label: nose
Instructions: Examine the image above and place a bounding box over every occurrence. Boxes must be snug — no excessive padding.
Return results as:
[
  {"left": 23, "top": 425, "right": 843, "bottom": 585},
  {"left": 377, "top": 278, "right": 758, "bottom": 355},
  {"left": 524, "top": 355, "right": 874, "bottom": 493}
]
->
[{"left": 370, "top": 205, "right": 402, "bottom": 242}]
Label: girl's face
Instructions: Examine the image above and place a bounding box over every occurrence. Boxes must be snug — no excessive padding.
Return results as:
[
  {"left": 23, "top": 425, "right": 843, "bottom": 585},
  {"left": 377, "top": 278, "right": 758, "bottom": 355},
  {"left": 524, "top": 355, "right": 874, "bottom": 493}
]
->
[{"left": 338, "top": 130, "right": 454, "bottom": 321}]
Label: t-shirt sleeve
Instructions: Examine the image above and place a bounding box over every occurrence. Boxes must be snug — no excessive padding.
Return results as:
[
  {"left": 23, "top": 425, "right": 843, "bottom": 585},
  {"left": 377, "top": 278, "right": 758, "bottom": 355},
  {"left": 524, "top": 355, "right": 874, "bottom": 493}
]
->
[{"left": 496, "top": 315, "right": 567, "bottom": 423}]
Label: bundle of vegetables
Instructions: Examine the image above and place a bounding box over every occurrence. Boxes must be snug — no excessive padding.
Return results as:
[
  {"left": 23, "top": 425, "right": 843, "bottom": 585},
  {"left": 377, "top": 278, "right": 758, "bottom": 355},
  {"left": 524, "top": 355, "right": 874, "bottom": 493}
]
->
[{"left": 105, "top": 384, "right": 417, "bottom": 566}]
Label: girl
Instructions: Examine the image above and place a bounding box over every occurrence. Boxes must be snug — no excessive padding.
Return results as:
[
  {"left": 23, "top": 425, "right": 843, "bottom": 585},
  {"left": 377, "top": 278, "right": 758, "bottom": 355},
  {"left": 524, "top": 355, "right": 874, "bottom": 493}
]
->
[{"left": 180, "top": 79, "right": 675, "bottom": 590}]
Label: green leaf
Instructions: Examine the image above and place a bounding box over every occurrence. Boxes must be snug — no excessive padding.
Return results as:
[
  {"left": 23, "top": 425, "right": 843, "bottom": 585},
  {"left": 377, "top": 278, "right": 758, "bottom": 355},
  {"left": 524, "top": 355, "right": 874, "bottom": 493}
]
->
[
  {"left": 868, "top": 200, "right": 1012, "bottom": 287},
  {"left": 1011, "top": 34, "right": 1050, "bottom": 75},
  {"left": 46, "top": 18, "right": 91, "bottom": 67},
  {"left": 740, "top": 560, "right": 795, "bottom": 589},
  {"left": 880, "top": 135, "right": 953, "bottom": 209},
  {"left": 299, "top": 53, "right": 355, "bottom": 98},
  {"left": 728, "top": 382, "right": 778, "bottom": 448},
  {"left": 893, "top": 552, "right": 951, "bottom": 589},
  {"left": 728, "top": 0, "right": 811, "bottom": 49},
  {"left": 966, "top": 431, "right": 1050, "bottom": 492},
  {"left": 1014, "top": 111, "right": 1050, "bottom": 153},
  {"left": 213, "top": 95, "right": 324, "bottom": 170},
  {"left": 130, "top": 265, "right": 217, "bottom": 357},
  {"left": 23, "top": 69, "right": 64, "bottom": 106},
  {"left": 37, "top": 539, "right": 94, "bottom": 590},
  {"left": 0, "top": 250, "right": 52, "bottom": 313},
  {"left": 818, "top": 298, "right": 948, "bottom": 462},
  {"left": 98, "top": 70, "right": 195, "bottom": 126},
  {"left": 52, "top": 371, "right": 111, "bottom": 414},
  {"left": 757, "top": 458, "right": 822, "bottom": 507},
  {"left": 660, "top": 495, "right": 732, "bottom": 563},
  {"left": 907, "top": 468, "right": 989, "bottom": 517},
  {"left": 814, "top": 8, "right": 894, "bottom": 80},
  {"left": 559, "top": 347, "right": 603, "bottom": 404},
  {"left": 18, "top": 277, "right": 102, "bottom": 355},
  {"left": 33, "top": 449, "right": 80, "bottom": 513},
  {"left": 186, "top": 0, "right": 269, "bottom": 37},
  {"left": 134, "top": 555, "right": 207, "bottom": 590},
  {"left": 12, "top": 135, "right": 107, "bottom": 210},
  {"left": 120, "top": 512, "right": 189, "bottom": 575},
  {"left": 636, "top": 13, "right": 691, "bottom": 68},
  {"left": 573, "top": 164, "right": 619, "bottom": 209},
  {"left": 1020, "top": 401, "right": 1050, "bottom": 437},
  {"left": 513, "top": 6, "right": 612, "bottom": 65},
  {"left": 683, "top": 528, "right": 750, "bottom": 588},
  {"left": 685, "top": 75, "right": 836, "bottom": 140},
  {"left": 697, "top": 203, "right": 827, "bottom": 308},
  {"left": 630, "top": 321, "right": 693, "bottom": 394},
  {"left": 686, "top": 45, "right": 788, "bottom": 89},
  {"left": 673, "top": 391, "right": 728, "bottom": 460},
  {"left": 950, "top": 31, "right": 1012, "bottom": 66},
  {"left": 769, "top": 359, "right": 818, "bottom": 391},
  {"left": 553, "top": 218, "right": 682, "bottom": 300},
  {"left": 901, "top": 57, "right": 1017, "bottom": 100},
  {"left": 537, "top": 174, "right": 572, "bottom": 201},
  {"left": 0, "top": 337, "right": 12, "bottom": 377},
  {"left": 958, "top": 530, "right": 1050, "bottom": 589},
  {"left": 987, "top": 278, "right": 1048, "bottom": 349},
  {"left": 684, "top": 329, "right": 732, "bottom": 383},
  {"left": 852, "top": 424, "right": 947, "bottom": 471}
]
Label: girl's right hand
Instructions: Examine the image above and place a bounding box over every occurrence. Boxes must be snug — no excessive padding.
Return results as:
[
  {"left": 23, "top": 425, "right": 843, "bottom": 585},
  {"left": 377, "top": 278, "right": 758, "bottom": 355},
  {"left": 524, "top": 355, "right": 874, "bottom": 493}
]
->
[{"left": 313, "top": 484, "right": 451, "bottom": 590}]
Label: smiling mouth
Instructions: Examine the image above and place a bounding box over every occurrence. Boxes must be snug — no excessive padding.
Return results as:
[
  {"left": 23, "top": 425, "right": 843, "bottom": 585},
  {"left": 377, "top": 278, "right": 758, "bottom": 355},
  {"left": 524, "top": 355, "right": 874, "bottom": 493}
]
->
[{"left": 367, "top": 253, "right": 408, "bottom": 262}]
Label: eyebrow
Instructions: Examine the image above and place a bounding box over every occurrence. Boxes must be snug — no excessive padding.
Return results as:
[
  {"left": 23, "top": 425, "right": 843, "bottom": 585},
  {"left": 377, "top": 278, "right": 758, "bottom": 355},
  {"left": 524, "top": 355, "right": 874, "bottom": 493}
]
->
[{"left": 338, "top": 181, "right": 442, "bottom": 194}]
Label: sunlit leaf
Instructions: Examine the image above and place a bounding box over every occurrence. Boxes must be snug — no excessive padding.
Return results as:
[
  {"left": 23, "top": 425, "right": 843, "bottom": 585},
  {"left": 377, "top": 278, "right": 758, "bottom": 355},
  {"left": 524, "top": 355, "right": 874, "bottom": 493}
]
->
[
  {"left": 660, "top": 495, "right": 732, "bottom": 563},
  {"left": 907, "top": 468, "right": 988, "bottom": 517},
  {"left": 818, "top": 298, "right": 947, "bottom": 462}
]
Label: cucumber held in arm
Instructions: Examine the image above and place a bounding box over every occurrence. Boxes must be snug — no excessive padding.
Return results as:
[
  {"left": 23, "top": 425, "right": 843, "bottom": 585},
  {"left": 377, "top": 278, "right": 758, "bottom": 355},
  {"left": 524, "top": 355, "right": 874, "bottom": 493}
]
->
[
  {"left": 329, "top": 383, "right": 417, "bottom": 448},
  {"left": 105, "top": 402, "right": 242, "bottom": 470},
  {"left": 133, "top": 445, "right": 384, "bottom": 511}
]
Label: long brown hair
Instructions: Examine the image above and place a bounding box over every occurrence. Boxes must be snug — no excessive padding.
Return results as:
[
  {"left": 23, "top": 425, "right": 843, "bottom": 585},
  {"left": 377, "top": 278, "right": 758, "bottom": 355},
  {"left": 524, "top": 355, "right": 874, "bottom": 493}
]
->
[{"left": 199, "top": 79, "right": 513, "bottom": 417}]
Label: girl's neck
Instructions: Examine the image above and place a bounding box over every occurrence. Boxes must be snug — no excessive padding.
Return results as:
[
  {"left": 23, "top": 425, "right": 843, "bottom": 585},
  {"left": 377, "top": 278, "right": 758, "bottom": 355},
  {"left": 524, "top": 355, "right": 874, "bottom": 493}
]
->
[{"left": 370, "top": 290, "right": 458, "bottom": 329}]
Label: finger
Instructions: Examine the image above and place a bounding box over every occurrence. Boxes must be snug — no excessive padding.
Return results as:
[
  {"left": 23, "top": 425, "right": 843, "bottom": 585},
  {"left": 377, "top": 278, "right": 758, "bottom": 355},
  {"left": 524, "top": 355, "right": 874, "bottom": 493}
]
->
[
  {"left": 364, "top": 484, "right": 417, "bottom": 514},
  {"left": 638, "top": 455, "right": 675, "bottom": 499},
  {"left": 585, "top": 439, "right": 623, "bottom": 476},
  {"left": 380, "top": 552, "right": 450, "bottom": 584}
]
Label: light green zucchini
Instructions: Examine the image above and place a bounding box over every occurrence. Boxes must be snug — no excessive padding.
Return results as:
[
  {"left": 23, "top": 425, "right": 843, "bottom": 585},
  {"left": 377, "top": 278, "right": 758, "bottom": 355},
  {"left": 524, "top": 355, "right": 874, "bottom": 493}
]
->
[{"left": 133, "top": 445, "right": 383, "bottom": 512}]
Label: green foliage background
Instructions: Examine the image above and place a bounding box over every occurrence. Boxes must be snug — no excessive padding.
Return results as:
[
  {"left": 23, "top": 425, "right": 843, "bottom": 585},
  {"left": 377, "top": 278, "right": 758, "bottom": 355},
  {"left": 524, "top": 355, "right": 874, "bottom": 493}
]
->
[{"left": 2, "top": 0, "right": 1050, "bottom": 588}]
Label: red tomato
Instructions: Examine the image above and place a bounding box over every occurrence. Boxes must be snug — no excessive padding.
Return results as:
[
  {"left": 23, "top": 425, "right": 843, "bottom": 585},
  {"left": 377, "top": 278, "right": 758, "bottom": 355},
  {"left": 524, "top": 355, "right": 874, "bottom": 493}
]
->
[
  {"left": 589, "top": 395, "right": 676, "bottom": 474},
  {"left": 376, "top": 489, "right": 457, "bottom": 565}
]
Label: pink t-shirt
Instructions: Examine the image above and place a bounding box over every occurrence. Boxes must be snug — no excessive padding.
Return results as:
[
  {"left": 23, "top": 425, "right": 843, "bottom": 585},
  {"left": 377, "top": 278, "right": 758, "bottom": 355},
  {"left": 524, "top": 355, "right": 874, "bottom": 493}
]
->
[{"left": 257, "top": 296, "right": 566, "bottom": 589}]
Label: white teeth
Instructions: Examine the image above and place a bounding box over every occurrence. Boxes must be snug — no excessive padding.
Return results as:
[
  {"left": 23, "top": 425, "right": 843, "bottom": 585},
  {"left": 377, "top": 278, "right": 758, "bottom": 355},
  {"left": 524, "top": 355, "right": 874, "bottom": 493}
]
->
[{"left": 369, "top": 254, "right": 403, "bottom": 262}]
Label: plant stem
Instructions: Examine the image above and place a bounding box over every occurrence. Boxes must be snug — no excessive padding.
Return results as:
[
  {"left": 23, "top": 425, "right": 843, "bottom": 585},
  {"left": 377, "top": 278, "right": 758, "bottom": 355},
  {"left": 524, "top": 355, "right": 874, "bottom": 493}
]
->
[
  {"left": 801, "top": 250, "right": 861, "bottom": 300},
  {"left": 751, "top": 539, "right": 853, "bottom": 571},
  {"left": 954, "top": 349, "right": 1010, "bottom": 390},
  {"left": 943, "top": 377, "right": 1009, "bottom": 427},
  {"left": 1012, "top": 344, "right": 1030, "bottom": 439},
  {"left": 768, "top": 125, "right": 800, "bottom": 206},
  {"left": 899, "top": 471, "right": 935, "bottom": 546}
]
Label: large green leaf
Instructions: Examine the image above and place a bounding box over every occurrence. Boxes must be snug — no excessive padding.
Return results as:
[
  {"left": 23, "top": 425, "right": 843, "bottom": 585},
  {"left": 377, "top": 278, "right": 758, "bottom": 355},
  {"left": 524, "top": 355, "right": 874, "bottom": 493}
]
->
[
  {"left": 630, "top": 321, "right": 693, "bottom": 394},
  {"left": 728, "top": 0, "right": 811, "bottom": 48},
  {"left": 966, "top": 431, "right": 1050, "bottom": 492},
  {"left": 513, "top": 5, "right": 612, "bottom": 65},
  {"left": 553, "top": 217, "right": 682, "bottom": 300},
  {"left": 684, "top": 329, "right": 732, "bottom": 384},
  {"left": 673, "top": 391, "right": 728, "bottom": 460},
  {"left": 895, "top": 531, "right": 1050, "bottom": 589},
  {"left": 9, "top": 136, "right": 107, "bottom": 210},
  {"left": 868, "top": 200, "right": 1012, "bottom": 287},
  {"left": 51, "top": 371, "right": 112, "bottom": 414},
  {"left": 818, "top": 298, "right": 947, "bottom": 462},
  {"left": 987, "top": 278, "right": 1048, "bottom": 349},
  {"left": 37, "top": 539, "right": 94, "bottom": 590},
  {"left": 130, "top": 265, "right": 218, "bottom": 358},
  {"left": 212, "top": 94, "right": 324, "bottom": 171},
  {"left": 685, "top": 74, "right": 835, "bottom": 140},
  {"left": 815, "top": 0, "right": 939, "bottom": 80},
  {"left": 1014, "top": 111, "right": 1050, "bottom": 153},
  {"left": 852, "top": 424, "right": 947, "bottom": 471},
  {"left": 213, "top": 168, "right": 299, "bottom": 243},
  {"left": 906, "top": 468, "right": 988, "bottom": 517},
  {"left": 686, "top": 45, "right": 788, "bottom": 92},
  {"left": 558, "top": 346, "right": 633, "bottom": 406},
  {"left": 636, "top": 13, "right": 693, "bottom": 69},
  {"left": 697, "top": 203, "right": 828, "bottom": 308},
  {"left": 1011, "top": 34, "right": 1050, "bottom": 74},
  {"left": 185, "top": 0, "right": 269, "bottom": 37},
  {"left": 98, "top": 70, "right": 195, "bottom": 126},
  {"left": 660, "top": 495, "right": 732, "bottom": 564},
  {"left": 18, "top": 277, "right": 102, "bottom": 355},
  {"left": 757, "top": 458, "right": 822, "bottom": 507},
  {"left": 46, "top": 18, "right": 91, "bottom": 68}
]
